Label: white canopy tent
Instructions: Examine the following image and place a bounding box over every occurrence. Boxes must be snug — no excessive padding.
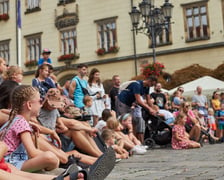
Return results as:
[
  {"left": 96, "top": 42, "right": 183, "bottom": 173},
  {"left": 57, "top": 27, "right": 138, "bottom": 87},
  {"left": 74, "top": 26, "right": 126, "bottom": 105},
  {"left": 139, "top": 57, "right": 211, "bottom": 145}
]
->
[{"left": 168, "top": 76, "right": 224, "bottom": 97}]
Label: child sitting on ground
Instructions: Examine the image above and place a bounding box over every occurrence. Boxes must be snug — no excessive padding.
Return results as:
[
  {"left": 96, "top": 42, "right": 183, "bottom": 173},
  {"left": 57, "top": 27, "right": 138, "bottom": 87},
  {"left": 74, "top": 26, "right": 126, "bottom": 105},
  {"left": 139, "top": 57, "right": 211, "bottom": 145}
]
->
[
  {"left": 106, "top": 117, "right": 146, "bottom": 155},
  {"left": 101, "top": 129, "right": 129, "bottom": 159},
  {"left": 1, "top": 85, "right": 59, "bottom": 172},
  {"left": 95, "top": 109, "right": 116, "bottom": 134},
  {"left": 119, "top": 113, "right": 142, "bottom": 146},
  {"left": 172, "top": 112, "right": 201, "bottom": 150}
]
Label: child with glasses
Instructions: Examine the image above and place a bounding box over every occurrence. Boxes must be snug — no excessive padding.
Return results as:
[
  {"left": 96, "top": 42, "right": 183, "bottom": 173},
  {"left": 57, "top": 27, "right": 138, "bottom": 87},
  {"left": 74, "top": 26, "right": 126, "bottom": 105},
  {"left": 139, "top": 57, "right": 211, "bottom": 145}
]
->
[{"left": 0, "top": 85, "right": 59, "bottom": 172}]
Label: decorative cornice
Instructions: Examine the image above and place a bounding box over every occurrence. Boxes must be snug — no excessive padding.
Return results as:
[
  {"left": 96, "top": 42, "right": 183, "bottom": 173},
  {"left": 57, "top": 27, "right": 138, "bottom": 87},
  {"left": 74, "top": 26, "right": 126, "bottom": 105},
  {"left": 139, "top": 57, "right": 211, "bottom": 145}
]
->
[
  {"left": 94, "top": 16, "right": 118, "bottom": 24},
  {"left": 180, "top": 0, "right": 209, "bottom": 7},
  {"left": 55, "top": 8, "right": 79, "bottom": 29}
]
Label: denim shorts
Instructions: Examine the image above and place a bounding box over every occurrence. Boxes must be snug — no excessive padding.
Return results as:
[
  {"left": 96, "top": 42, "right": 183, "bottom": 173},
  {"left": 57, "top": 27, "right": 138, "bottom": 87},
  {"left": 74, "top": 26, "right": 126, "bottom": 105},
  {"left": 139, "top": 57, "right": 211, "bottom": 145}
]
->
[
  {"left": 4, "top": 144, "right": 28, "bottom": 170},
  {"left": 58, "top": 133, "right": 75, "bottom": 152}
]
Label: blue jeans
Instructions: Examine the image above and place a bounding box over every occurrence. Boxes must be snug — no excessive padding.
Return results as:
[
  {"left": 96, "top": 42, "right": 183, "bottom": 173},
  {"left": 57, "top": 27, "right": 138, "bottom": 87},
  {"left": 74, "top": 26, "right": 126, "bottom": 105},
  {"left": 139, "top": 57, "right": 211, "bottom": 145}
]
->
[{"left": 5, "top": 143, "right": 28, "bottom": 170}]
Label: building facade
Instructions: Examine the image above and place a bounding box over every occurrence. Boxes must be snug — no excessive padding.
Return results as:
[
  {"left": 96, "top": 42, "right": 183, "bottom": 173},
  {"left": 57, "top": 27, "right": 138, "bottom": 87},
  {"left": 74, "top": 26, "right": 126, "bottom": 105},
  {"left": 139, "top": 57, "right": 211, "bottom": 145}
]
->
[{"left": 0, "top": 0, "right": 224, "bottom": 85}]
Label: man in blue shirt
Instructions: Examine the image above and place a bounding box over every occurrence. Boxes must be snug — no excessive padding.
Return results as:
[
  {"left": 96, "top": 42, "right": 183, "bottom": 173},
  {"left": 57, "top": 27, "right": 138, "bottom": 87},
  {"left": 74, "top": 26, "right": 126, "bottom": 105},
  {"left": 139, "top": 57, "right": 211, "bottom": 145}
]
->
[
  {"left": 38, "top": 48, "right": 52, "bottom": 66},
  {"left": 69, "top": 64, "right": 88, "bottom": 108},
  {"left": 116, "top": 76, "right": 157, "bottom": 116}
]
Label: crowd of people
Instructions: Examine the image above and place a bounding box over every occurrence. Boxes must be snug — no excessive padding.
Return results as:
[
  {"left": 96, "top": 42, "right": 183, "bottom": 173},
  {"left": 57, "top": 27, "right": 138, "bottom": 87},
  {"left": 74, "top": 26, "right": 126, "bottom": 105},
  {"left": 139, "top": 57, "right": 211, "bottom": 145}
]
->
[{"left": 0, "top": 49, "right": 224, "bottom": 179}]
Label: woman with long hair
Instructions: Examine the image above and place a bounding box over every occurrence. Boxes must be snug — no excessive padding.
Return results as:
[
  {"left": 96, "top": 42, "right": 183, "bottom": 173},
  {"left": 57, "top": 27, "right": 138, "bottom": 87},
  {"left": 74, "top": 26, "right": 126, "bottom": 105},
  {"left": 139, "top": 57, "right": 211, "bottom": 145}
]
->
[{"left": 87, "top": 68, "right": 107, "bottom": 126}]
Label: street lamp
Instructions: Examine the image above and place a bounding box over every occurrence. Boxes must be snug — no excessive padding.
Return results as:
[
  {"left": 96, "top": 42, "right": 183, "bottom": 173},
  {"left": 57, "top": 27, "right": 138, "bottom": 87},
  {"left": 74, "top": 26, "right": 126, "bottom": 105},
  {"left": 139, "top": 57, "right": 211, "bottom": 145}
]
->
[{"left": 129, "top": 0, "right": 174, "bottom": 63}]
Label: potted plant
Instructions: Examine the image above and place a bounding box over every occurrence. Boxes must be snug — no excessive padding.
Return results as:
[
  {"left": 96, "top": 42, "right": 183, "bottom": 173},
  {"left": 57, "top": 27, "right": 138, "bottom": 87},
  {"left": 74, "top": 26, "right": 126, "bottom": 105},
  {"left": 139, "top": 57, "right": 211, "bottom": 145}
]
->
[
  {"left": 0, "top": 14, "right": 9, "bottom": 21},
  {"left": 108, "top": 46, "right": 119, "bottom": 53},
  {"left": 96, "top": 48, "right": 105, "bottom": 56},
  {"left": 24, "top": 60, "right": 38, "bottom": 67},
  {"left": 58, "top": 53, "right": 79, "bottom": 61},
  {"left": 141, "top": 61, "right": 165, "bottom": 78}
]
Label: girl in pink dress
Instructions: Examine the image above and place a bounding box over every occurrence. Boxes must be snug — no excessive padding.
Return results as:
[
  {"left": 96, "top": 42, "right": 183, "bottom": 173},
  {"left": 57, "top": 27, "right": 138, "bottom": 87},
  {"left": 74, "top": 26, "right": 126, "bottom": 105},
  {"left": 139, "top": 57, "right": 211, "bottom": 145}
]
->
[
  {"left": 1, "top": 85, "right": 59, "bottom": 172},
  {"left": 172, "top": 112, "right": 201, "bottom": 150}
]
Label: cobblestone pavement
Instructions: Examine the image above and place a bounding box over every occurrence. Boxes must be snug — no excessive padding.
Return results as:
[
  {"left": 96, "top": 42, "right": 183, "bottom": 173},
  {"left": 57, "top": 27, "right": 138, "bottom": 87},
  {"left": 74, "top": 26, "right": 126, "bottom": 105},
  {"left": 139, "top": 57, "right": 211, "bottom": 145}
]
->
[{"left": 106, "top": 143, "right": 224, "bottom": 180}]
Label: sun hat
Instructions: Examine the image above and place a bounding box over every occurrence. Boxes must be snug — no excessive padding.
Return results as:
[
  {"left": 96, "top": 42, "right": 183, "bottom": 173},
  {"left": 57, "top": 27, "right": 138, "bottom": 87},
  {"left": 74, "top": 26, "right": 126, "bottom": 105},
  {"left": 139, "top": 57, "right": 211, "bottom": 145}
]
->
[
  {"left": 198, "top": 110, "right": 205, "bottom": 115},
  {"left": 42, "top": 88, "right": 65, "bottom": 110}
]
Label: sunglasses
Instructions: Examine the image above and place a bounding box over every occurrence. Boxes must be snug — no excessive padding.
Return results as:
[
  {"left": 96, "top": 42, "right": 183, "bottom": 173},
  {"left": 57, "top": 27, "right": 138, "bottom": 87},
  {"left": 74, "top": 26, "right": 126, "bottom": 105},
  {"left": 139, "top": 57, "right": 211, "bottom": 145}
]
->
[
  {"left": 31, "top": 98, "right": 43, "bottom": 105},
  {"left": 185, "top": 105, "right": 190, "bottom": 108}
]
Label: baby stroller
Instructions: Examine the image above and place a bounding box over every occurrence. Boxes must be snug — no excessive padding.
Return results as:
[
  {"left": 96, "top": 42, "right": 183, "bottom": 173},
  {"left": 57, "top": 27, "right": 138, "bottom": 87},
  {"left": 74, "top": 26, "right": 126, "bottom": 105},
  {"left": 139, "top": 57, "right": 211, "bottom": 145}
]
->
[{"left": 142, "top": 108, "right": 172, "bottom": 148}]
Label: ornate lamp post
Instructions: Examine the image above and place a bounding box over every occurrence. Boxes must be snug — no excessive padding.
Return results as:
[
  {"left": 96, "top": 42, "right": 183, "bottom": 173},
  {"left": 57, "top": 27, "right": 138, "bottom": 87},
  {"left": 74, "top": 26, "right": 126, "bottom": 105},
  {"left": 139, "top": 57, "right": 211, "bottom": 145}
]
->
[{"left": 129, "top": 0, "right": 174, "bottom": 63}]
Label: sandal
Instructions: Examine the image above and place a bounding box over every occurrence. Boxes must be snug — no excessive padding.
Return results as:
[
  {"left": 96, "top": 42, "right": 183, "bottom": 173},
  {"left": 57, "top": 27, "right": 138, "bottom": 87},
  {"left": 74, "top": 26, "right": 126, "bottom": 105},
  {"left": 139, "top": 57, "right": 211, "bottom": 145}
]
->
[
  {"left": 89, "top": 146, "right": 116, "bottom": 180},
  {"left": 61, "top": 163, "right": 79, "bottom": 177},
  {"left": 72, "top": 154, "right": 90, "bottom": 169},
  {"left": 52, "top": 167, "right": 88, "bottom": 180}
]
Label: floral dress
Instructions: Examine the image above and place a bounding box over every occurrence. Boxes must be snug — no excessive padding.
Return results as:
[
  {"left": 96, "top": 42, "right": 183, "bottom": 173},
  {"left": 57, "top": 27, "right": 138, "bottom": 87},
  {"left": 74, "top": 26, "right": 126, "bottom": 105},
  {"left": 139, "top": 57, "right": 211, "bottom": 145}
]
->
[{"left": 171, "top": 125, "right": 195, "bottom": 149}]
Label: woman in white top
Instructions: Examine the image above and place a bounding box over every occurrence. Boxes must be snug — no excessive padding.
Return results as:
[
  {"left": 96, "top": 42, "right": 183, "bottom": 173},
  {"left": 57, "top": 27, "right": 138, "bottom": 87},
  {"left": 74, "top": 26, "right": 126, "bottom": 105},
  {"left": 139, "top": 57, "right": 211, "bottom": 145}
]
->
[{"left": 87, "top": 68, "right": 107, "bottom": 126}]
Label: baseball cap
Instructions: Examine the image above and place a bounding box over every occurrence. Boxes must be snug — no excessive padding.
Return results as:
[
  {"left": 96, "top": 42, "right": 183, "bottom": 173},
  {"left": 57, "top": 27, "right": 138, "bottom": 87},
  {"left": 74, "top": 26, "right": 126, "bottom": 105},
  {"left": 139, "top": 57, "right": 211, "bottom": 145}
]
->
[{"left": 42, "top": 48, "right": 51, "bottom": 54}]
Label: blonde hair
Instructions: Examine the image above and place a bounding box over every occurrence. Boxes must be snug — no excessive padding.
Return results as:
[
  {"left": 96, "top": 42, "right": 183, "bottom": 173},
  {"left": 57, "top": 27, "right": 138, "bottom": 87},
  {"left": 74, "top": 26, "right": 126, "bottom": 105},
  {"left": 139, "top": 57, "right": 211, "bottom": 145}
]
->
[
  {"left": 174, "top": 112, "right": 186, "bottom": 125},
  {"left": 7, "top": 85, "right": 38, "bottom": 128},
  {"left": 208, "top": 108, "right": 214, "bottom": 114},
  {"left": 83, "top": 95, "right": 92, "bottom": 105},
  {"left": 107, "top": 117, "right": 119, "bottom": 130},
  {"left": 3, "top": 65, "right": 23, "bottom": 81},
  {"left": 101, "top": 129, "right": 113, "bottom": 141}
]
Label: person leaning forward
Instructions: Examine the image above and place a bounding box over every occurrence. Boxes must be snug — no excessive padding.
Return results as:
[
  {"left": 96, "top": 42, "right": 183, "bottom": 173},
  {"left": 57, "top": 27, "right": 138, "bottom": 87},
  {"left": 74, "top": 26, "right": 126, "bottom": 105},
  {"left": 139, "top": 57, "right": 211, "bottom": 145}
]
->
[{"left": 116, "top": 75, "right": 158, "bottom": 116}]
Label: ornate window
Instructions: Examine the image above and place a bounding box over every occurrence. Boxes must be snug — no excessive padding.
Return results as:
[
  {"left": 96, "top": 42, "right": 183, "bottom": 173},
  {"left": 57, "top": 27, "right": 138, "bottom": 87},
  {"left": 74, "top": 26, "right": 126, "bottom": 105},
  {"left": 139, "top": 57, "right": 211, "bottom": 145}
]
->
[
  {"left": 25, "top": 34, "right": 41, "bottom": 63},
  {"left": 156, "top": 22, "right": 172, "bottom": 46},
  {"left": 0, "top": 0, "right": 9, "bottom": 15},
  {"left": 25, "top": 0, "right": 41, "bottom": 13},
  {"left": 60, "top": 28, "right": 77, "bottom": 55},
  {"left": 95, "top": 17, "right": 118, "bottom": 53},
  {"left": 0, "top": 40, "right": 10, "bottom": 64},
  {"left": 182, "top": 1, "right": 210, "bottom": 42}
]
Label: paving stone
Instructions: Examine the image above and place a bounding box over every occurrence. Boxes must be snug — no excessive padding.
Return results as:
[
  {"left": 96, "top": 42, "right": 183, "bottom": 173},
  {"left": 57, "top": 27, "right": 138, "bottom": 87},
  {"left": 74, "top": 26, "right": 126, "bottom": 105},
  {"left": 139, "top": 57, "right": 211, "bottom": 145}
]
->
[{"left": 106, "top": 143, "right": 224, "bottom": 180}]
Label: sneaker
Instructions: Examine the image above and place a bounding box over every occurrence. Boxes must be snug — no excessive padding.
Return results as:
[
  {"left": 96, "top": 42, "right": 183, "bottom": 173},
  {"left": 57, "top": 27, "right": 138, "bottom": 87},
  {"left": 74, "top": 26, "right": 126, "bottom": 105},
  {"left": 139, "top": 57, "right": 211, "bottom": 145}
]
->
[
  {"left": 136, "top": 145, "right": 149, "bottom": 150},
  {"left": 131, "top": 146, "right": 146, "bottom": 155},
  {"left": 115, "top": 158, "right": 122, "bottom": 163}
]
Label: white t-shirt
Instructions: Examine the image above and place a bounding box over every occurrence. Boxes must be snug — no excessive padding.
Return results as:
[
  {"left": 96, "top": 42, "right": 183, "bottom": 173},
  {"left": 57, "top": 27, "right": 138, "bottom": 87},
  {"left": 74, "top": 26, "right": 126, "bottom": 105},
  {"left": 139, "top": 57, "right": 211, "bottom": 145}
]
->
[{"left": 95, "top": 120, "right": 106, "bottom": 134}]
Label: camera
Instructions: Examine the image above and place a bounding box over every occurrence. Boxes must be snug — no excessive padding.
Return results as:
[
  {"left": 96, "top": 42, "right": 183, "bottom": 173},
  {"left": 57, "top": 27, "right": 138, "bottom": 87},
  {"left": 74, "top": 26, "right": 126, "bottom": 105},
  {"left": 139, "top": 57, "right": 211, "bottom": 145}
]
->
[{"left": 75, "top": 114, "right": 91, "bottom": 121}]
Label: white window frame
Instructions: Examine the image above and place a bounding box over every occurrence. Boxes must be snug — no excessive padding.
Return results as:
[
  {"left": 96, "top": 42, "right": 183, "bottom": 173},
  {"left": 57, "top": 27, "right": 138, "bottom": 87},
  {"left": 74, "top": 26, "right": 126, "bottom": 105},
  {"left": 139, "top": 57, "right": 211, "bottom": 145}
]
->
[
  {"left": 60, "top": 28, "right": 77, "bottom": 55},
  {"left": 0, "top": 0, "right": 9, "bottom": 15},
  {"left": 156, "top": 22, "right": 172, "bottom": 46},
  {"left": 0, "top": 40, "right": 10, "bottom": 64},
  {"left": 182, "top": 1, "right": 210, "bottom": 41},
  {"left": 95, "top": 17, "right": 117, "bottom": 52},
  {"left": 27, "top": 0, "right": 40, "bottom": 10},
  {"left": 25, "top": 34, "right": 41, "bottom": 62}
]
